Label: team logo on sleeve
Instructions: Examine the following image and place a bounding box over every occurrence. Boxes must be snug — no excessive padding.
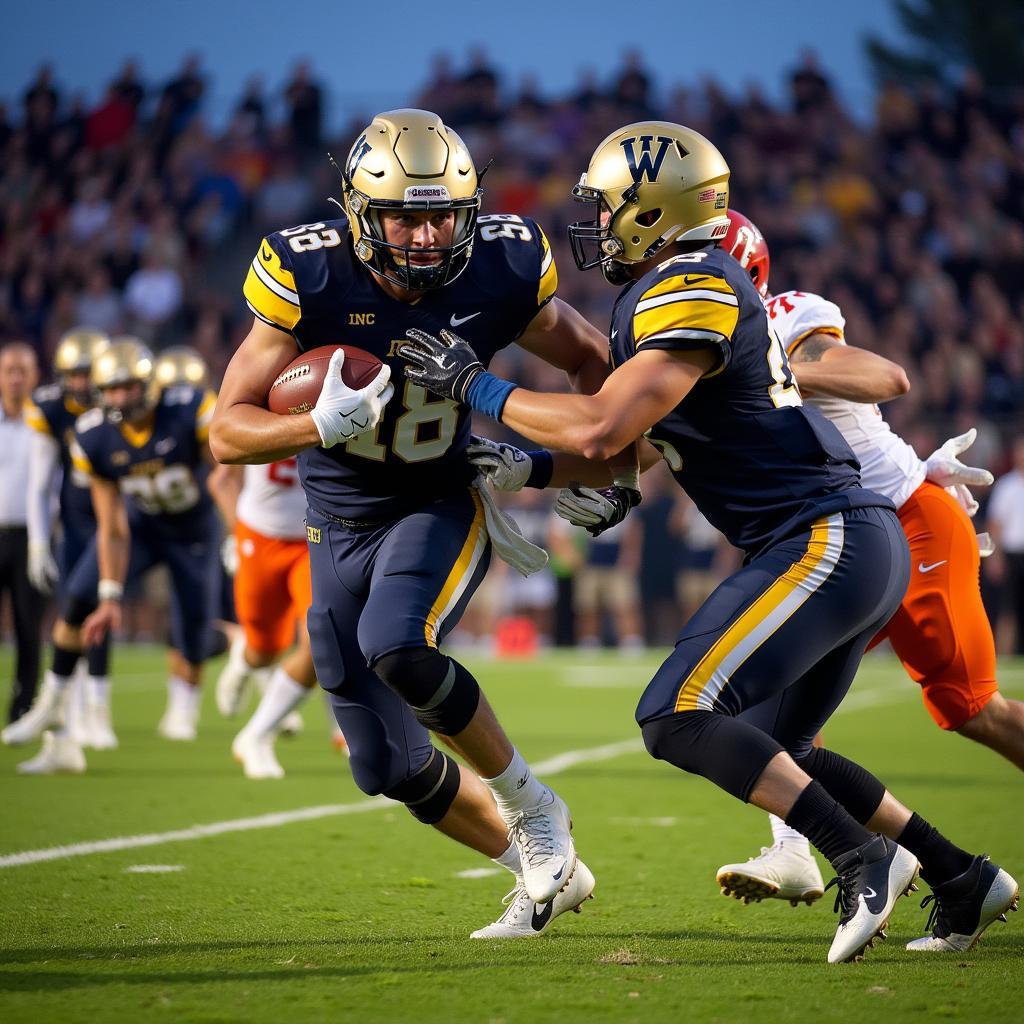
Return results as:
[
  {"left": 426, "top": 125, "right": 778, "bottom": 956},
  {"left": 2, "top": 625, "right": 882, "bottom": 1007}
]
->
[{"left": 620, "top": 136, "right": 673, "bottom": 183}]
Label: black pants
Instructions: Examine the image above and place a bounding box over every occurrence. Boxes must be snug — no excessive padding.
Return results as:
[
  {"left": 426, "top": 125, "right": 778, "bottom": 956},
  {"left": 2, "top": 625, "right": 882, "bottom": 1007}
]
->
[{"left": 0, "top": 526, "right": 47, "bottom": 721}]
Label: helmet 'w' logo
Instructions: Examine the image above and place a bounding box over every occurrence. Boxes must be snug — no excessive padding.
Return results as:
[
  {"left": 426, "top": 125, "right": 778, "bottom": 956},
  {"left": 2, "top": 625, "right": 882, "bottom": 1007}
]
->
[
  {"left": 347, "top": 134, "right": 371, "bottom": 178},
  {"left": 620, "top": 135, "right": 672, "bottom": 183}
]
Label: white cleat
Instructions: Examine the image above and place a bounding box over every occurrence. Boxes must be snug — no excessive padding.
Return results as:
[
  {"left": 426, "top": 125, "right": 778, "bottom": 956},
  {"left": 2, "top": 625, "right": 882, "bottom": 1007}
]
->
[
  {"left": 232, "top": 731, "right": 285, "bottom": 779},
  {"left": 507, "top": 787, "right": 576, "bottom": 905},
  {"left": 81, "top": 700, "right": 118, "bottom": 750},
  {"left": 279, "top": 710, "right": 304, "bottom": 736},
  {"left": 2, "top": 676, "right": 65, "bottom": 746},
  {"left": 158, "top": 706, "right": 198, "bottom": 742},
  {"left": 717, "top": 842, "right": 825, "bottom": 906},
  {"left": 16, "top": 732, "right": 86, "bottom": 775},
  {"left": 471, "top": 860, "right": 596, "bottom": 939},
  {"left": 827, "top": 835, "right": 919, "bottom": 964},
  {"left": 906, "top": 856, "right": 1019, "bottom": 952},
  {"left": 215, "top": 636, "right": 253, "bottom": 717}
]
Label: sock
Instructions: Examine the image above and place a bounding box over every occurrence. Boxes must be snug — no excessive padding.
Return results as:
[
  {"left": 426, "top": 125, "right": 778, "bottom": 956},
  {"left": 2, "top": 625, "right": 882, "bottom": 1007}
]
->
[
  {"left": 85, "top": 675, "right": 111, "bottom": 706},
  {"left": 896, "top": 812, "right": 974, "bottom": 887},
  {"left": 769, "top": 813, "right": 810, "bottom": 851},
  {"left": 492, "top": 840, "right": 523, "bottom": 878},
  {"left": 168, "top": 675, "right": 200, "bottom": 715},
  {"left": 52, "top": 645, "right": 80, "bottom": 680},
  {"left": 241, "top": 668, "right": 308, "bottom": 739},
  {"left": 482, "top": 748, "right": 549, "bottom": 823},
  {"left": 86, "top": 634, "right": 111, "bottom": 677},
  {"left": 785, "top": 780, "right": 874, "bottom": 867}
]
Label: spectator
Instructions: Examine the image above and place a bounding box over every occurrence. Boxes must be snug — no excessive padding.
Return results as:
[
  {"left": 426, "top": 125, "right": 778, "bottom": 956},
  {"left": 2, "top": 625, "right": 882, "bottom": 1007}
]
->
[
  {"left": 123, "top": 251, "right": 183, "bottom": 336},
  {"left": 74, "top": 267, "right": 122, "bottom": 334},
  {"left": 284, "top": 61, "right": 323, "bottom": 154},
  {"left": 986, "top": 437, "right": 1024, "bottom": 653}
]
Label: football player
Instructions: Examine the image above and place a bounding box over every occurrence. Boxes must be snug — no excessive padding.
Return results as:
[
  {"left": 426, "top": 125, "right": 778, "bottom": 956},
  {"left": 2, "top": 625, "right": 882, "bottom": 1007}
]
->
[
  {"left": 211, "top": 110, "right": 619, "bottom": 936},
  {"left": 208, "top": 456, "right": 331, "bottom": 779},
  {"left": 3, "top": 338, "right": 220, "bottom": 772},
  {"left": 712, "top": 210, "right": 1024, "bottom": 949},
  {"left": 13, "top": 329, "right": 116, "bottom": 748},
  {"left": 400, "top": 121, "right": 1018, "bottom": 962}
]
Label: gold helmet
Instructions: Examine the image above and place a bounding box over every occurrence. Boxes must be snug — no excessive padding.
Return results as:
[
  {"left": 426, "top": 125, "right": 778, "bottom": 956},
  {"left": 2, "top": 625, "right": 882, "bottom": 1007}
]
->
[
  {"left": 54, "top": 328, "right": 110, "bottom": 404},
  {"left": 568, "top": 122, "right": 730, "bottom": 283},
  {"left": 339, "top": 108, "right": 481, "bottom": 290},
  {"left": 91, "top": 336, "right": 155, "bottom": 424},
  {"left": 152, "top": 346, "right": 210, "bottom": 391}
]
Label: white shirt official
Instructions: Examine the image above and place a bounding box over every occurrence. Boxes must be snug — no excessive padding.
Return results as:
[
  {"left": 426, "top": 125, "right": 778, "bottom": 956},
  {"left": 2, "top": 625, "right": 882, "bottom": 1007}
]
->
[
  {"left": 0, "top": 402, "right": 31, "bottom": 527},
  {"left": 988, "top": 469, "right": 1024, "bottom": 554}
]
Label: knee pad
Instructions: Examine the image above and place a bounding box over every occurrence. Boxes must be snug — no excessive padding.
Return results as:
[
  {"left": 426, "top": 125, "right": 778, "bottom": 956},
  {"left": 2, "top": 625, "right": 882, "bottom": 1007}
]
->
[
  {"left": 373, "top": 647, "right": 480, "bottom": 736},
  {"left": 642, "top": 710, "right": 783, "bottom": 802},
  {"left": 793, "top": 747, "right": 885, "bottom": 824},
  {"left": 383, "top": 747, "right": 461, "bottom": 824}
]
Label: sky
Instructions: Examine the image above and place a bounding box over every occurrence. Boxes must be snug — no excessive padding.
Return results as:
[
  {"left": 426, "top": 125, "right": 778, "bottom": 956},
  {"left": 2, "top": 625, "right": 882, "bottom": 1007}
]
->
[{"left": 4, "top": 0, "right": 910, "bottom": 128}]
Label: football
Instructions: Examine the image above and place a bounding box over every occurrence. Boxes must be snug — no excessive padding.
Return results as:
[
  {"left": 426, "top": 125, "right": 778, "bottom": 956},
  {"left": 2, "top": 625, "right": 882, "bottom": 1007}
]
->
[{"left": 267, "top": 344, "right": 383, "bottom": 415}]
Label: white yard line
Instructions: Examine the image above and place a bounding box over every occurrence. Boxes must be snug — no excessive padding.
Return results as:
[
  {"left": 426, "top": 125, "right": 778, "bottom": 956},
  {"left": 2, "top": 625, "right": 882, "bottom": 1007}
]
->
[{"left": 0, "top": 682, "right": 918, "bottom": 871}]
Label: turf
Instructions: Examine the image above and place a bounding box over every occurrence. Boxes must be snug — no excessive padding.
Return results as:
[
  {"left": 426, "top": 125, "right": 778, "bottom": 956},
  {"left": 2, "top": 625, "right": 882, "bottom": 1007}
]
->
[{"left": 1, "top": 647, "right": 1022, "bottom": 1023}]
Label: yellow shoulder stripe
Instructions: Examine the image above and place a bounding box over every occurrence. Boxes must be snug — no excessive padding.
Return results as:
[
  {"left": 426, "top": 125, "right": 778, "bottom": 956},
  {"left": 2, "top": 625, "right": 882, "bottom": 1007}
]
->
[
  {"left": 256, "top": 239, "right": 296, "bottom": 292},
  {"left": 23, "top": 400, "right": 52, "bottom": 436},
  {"left": 70, "top": 439, "right": 94, "bottom": 476},
  {"left": 641, "top": 273, "right": 735, "bottom": 301},
  {"left": 244, "top": 266, "right": 301, "bottom": 331},
  {"left": 537, "top": 227, "right": 558, "bottom": 306},
  {"left": 196, "top": 389, "right": 217, "bottom": 443},
  {"left": 634, "top": 300, "right": 739, "bottom": 348},
  {"left": 786, "top": 326, "right": 844, "bottom": 357}
]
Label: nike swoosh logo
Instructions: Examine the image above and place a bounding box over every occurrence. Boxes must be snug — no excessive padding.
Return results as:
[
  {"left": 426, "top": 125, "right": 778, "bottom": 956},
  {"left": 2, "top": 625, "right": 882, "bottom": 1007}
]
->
[
  {"left": 450, "top": 312, "right": 481, "bottom": 327},
  {"left": 261, "top": 247, "right": 273, "bottom": 263},
  {"left": 552, "top": 866, "right": 564, "bottom": 881},
  {"left": 531, "top": 901, "right": 554, "bottom": 931},
  {"left": 683, "top": 275, "right": 705, "bottom": 285},
  {"left": 864, "top": 887, "right": 877, "bottom": 899},
  {"left": 918, "top": 560, "right": 947, "bottom": 573},
  {"left": 610, "top": 328, "right": 618, "bottom": 339}
]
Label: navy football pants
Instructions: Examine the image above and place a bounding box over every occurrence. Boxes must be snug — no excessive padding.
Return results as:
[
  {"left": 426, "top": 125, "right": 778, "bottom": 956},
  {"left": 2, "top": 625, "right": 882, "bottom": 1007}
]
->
[{"left": 305, "top": 490, "right": 491, "bottom": 795}]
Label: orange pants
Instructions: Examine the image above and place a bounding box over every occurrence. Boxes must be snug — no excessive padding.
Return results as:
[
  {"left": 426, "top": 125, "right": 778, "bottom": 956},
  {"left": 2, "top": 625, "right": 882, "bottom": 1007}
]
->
[
  {"left": 871, "top": 481, "right": 998, "bottom": 730},
  {"left": 234, "top": 520, "right": 312, "bottom": 656}
]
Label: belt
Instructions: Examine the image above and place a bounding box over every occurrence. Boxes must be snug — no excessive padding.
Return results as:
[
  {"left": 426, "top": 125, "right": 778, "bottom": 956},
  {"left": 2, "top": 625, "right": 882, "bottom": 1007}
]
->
[
  {"left": 308, "top": 506, "right": 394, "bottom": 532},
  {"left": 0, "top": 523, "right": 27, "bottom": 533}
]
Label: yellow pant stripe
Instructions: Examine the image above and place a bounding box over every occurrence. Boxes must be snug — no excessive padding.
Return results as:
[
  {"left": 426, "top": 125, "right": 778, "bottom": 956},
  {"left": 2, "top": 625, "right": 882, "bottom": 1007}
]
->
[
  {"left": 674, "top": 515, "right": 842, "bottom": 712},
  {"left": 423, "top": 491, "right": 487, "bottom": 648}
]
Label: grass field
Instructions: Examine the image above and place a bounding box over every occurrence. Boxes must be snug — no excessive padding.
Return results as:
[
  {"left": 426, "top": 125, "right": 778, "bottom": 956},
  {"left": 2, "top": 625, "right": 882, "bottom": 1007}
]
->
[{"left": 1, "top": 647, "right": 1022, "bottom": 1023}]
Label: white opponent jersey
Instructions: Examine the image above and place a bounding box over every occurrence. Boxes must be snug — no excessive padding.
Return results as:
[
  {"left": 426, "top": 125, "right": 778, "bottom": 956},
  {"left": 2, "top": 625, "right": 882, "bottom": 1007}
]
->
[
  {"left": 766, "top": 290, "right": 925, "bottom": 510},
  {"left": 236, "top": 459, "right": 308, "bottom": 540}
]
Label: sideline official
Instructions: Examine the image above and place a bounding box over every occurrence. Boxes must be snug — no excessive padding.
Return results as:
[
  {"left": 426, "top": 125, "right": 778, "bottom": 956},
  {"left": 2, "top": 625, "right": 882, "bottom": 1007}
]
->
[{"left": 0, "top": 341, "right": 45, "bottom": 721}]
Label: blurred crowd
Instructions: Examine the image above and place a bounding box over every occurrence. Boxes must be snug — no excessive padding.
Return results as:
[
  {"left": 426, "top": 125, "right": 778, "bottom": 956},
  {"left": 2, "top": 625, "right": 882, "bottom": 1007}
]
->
[{"left": 1, "top": 50, "right": 1022, "bottom": 649}]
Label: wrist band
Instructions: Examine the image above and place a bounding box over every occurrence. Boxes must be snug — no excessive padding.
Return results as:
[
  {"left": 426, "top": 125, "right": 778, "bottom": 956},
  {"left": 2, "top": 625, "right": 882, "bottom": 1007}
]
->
[
  {"left": 525, "top": 450, "right": 554, "bottom": 489},
  {"left": 98, "top": 579, "right": 124, "bottom": 602},
  {"left": 613, "top": 466, "right": 640, "bottom": 491},
  {"left": 465, "top": 372, "right": 517, "bottom": 421}
]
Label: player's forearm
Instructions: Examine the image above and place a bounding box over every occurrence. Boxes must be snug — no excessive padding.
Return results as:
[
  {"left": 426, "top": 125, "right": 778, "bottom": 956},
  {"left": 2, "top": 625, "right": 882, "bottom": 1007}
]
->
[
  {"left": 210, "top": 403, "right": 321, "bottom": 464},
  {"left": 793, "top": 350, "right": 910, "bottom": 404},
  {"left": 501, "top": 390, "right": 635, "bottom": 462},
  {"left": 97, "top": 519, "right": 130, "bottom": 586},
  {"left": 207, "top": 465, "right": 243, "bottom": 530}
]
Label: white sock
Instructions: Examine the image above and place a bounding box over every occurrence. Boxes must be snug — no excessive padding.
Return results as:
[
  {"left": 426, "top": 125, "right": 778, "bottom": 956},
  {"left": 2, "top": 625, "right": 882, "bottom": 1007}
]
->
[
  {"left": 45, "top": 669, "right": 74, "bottom": 693},
  {"left": 482, "top": 748, "right": 549, "bottom": 823},
  {"left": 492, "top": 840, "right": 523, "bottom": 878},
  {"left": 769, "top": 813, "right": 810, "bottom": 850},
  {"left": 168, "top": 675, "right": 201, "bottom": 715},
  {"left": 241, "top": 668, "right": 309, "bottom": 739},
  {"left": 85, "top": 675, "right": 111, "bottom": 706}
]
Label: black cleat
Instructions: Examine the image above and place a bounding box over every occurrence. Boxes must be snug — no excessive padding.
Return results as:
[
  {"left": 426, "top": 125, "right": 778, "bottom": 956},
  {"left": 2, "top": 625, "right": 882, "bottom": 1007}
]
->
[{"left": 906, "top": 855, "right": 1019, "bottom": 952}]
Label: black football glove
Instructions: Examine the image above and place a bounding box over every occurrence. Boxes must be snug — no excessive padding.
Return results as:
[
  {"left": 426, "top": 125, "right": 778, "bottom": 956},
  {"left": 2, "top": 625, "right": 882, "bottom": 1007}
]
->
[
  {"left": 554, "top": 484, "right": 642, "bottom": 537},
  {"left": 398, "top": 328, "right": 484, "bottom": 403}
]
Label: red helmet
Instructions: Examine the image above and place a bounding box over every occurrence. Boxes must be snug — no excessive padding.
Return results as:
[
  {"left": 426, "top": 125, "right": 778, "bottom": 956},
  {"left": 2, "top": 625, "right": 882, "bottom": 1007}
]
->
[{"left": 723, "top": 209, "right": 770, "bottom": 298}]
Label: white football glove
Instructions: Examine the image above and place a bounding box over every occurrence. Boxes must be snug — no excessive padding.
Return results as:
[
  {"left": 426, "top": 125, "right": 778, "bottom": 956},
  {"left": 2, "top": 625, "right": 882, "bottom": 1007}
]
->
[
  {"left": 27, "top": 541, "right": 59, "bottom": 593},
  {"left": 309, "top": 349, "right": 394, "bottom": 449},
  {"left": 466, "top": 435, "right": 533, "bottom": 491},
  {"left": 221, "top": 535, "right": 239, "bottom": 575},
  {"left": 925, "top": 428, "right": 993, "bottom": 518}
]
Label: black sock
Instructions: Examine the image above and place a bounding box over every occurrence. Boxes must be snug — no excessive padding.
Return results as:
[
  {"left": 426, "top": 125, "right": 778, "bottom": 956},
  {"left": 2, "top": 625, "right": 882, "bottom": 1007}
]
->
[
  {"left": 786, "top": 780, "right": 874, "bottom": 867},
  {"left": 52, "top": 644, "right": 80, "bottom": 679},
  {"left": 896, "top": 812, "right": 974, "bottom": 887},
  {"left": 794, "top": 747, "right": 886, "bottom": 824},
  {"left": 86, "top": 634, "right": 111, "bottom": 677}
]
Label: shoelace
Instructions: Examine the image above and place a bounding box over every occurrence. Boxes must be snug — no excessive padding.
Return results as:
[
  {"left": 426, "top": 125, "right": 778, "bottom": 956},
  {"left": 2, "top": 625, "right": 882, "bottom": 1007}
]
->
[
  {"left": 824, "top": 865, "right": 861, "bottom": 924},
  {"left": 918, "top": 893, "right": 944, "bottom": 935},
  {"left": 498, "top": 887, "right": 531, "bottom": 922},
  {"left": 508, "top": 811, "right": 557, "bottom": 862}
]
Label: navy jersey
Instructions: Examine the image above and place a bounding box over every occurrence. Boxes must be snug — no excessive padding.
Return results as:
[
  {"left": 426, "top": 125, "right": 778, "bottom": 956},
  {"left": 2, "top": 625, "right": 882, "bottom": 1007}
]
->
[
  {"left": 609, "top": 245, "right": 889, "bottom": 556},
  {"left": 71, "top": 386, "right": 217, "bottom": 540},
  {"left": 243, "top": 214, "right": 557, "bottom": 519},
  {"left": 23, "top": 385, "right": 94, "bottom": 524}
]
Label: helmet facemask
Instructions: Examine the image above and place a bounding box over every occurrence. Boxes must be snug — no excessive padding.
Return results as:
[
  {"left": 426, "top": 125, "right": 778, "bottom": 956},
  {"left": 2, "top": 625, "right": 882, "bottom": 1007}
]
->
[
  {"left": 345, "top": 184, "right": 480, "bottom": 291},
  {"left": 100, "top": 380, "right": 151, "bottom": 425}
]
